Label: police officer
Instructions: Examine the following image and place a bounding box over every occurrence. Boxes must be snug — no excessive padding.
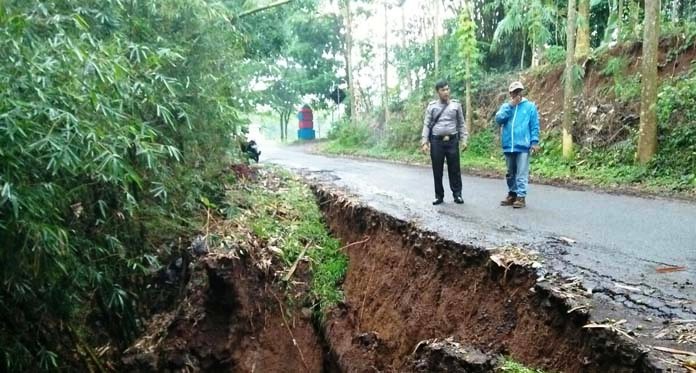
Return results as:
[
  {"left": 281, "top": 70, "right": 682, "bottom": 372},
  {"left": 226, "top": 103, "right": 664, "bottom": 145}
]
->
[{"left": 420, "top": 80, "right": 468, "bottom": 205}]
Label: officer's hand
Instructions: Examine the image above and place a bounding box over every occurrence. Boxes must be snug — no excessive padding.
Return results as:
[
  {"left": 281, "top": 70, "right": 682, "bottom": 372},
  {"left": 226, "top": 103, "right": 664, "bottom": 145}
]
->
[
  {"left": 531, "top": 144, "right": 541, "bottom": 154},
  {"left": 420, "top": 143, "right": 429, "bottom": 154},
  {"left": 460, "top": 142, "right": 468, "bottom": 151}
]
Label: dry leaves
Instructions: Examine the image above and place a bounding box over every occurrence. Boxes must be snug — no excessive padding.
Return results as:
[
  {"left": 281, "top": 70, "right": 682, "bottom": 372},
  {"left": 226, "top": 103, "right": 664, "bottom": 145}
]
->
[
  {"left": 583, "top": 319, "right": 635, "bottom": 340},
  {"left": 489, "top": 245, "right": 542, "bottom": 269}
]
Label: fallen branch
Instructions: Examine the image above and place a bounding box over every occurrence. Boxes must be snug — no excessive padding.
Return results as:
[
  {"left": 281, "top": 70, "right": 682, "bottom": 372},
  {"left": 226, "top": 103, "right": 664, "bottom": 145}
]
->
[
  {"left": 567, "top": 305, "right": 588, "bottom": 314},
  {"left": 270, "top": 290, "right": 309, "bottom": 370},
  {"left": 338, "top": 236, "right": 370, "bottom": 251},
  {"left": 656, "top": 265, "right": 687, "bottom": 273},
  {"left": 283, "top": 243, "right": 311, "bottom": 282},
  {"left": 583, "top": 320, "right": 635, "bottom": 340},
  {"left": 614, "top": 283, "right": 642, "bottom": 293},
  {"left": 651, "top": 346, "right": 696, "bottom": 357}
]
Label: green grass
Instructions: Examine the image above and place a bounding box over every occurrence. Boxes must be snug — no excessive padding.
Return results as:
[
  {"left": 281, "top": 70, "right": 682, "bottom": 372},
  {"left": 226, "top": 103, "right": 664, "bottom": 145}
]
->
[
  {"left": 231, "top": 168, "right": 348, "bottom": 314},
  {"left": 322, "top": 140, "right": 429, "bottom": 163},
  {"left": 500, "top": 358, "right": 547, "bottom": 373}
]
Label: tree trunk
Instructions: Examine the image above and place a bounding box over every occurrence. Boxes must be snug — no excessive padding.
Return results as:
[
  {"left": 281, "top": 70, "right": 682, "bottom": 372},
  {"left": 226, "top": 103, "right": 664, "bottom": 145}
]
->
[
  {"left": 637, "top": 0, "right": 660, "bottom": 164},
  {"left": 603, "top": 0, "right": 616, "bottom": 44},
  {"left": 279, "top": 116, "right": 285, "bottom": 142},
  {"left": 530, "top": 25, "right": 538, "bottom": 67},
  {"left": 284, "top": 121, "right": 289, "bottom": 142},
  {"left": 520, "top": 30, "right": 526, "bottom": 69},
  {"left": 563, "top": 0, "right": 578, "bottom": 159},
  {"left": 400, "top": 1, "right": 411, "bottom": 91},
  {"left": 434, "top": 1, "right": 440, "bottom": 75},
  {"left": 341, "top": 0, "right": 357, "bottom": 123},
  {"left": 383, "top": 0, "right": 389, "bottom": 128},
  {"left": 575, "top": 0, "right": 591, "bottom": 58},
  {"left": 628, "top": 0, "right": 641, "bottom": 39},
  {"left": 617, "top": 0, "right": 623, "bottom": 40},
  {"left": 533, "top": 43, "right": 543, "bottom": 68},
  {"left": 465, "top": 63, "right": 473, "bottom": 134},
  {"left": 464, "top": 1, "right": 474, "bottom": 135},
  {"left": 671, "top": 0, "right": 679, "bottom": 22}
]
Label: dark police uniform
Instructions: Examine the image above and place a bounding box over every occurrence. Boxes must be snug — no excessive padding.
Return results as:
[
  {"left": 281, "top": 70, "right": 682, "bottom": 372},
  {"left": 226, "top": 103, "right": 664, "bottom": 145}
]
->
[{"left": 421, "top": 99, "right": 468, "bottom": 201}]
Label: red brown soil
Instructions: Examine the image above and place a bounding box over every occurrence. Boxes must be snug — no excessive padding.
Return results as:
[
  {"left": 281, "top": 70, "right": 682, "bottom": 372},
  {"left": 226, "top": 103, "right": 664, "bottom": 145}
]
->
[
  {"left": 315, "top": 188, "right": 657, "bottom": 373},
  {"left": 230, "top": 163, "right": 258, "bottom": 180},
  {"left": 528, "top": 38, "right": 696, "bottom": 117},
  {"left": 122, "top": 253, "right": 323, "bottom": 372},
  {"left": 476, "top": 38, "right": 696, "bottom": 144}
]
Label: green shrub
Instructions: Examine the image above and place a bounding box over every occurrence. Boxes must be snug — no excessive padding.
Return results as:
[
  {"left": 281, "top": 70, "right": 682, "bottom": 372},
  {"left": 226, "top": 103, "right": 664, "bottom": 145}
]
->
[
  {"left": 467, "top": 127, "right": 497, "bottom": 157},
  {"left": 0, "top": 1, "right": 245, "bottom": 370},
  {"left": 600, "top": 56, "right": 629, "bottom": 77},
  {"left": 329, "top": 120, "right": 375, "bottom": 148},
  {"left": 652, "top": 72, "right": 696, "bottom": 182},
  {"left": 543, "top": 45, "right": 566, "bottom": 65}
]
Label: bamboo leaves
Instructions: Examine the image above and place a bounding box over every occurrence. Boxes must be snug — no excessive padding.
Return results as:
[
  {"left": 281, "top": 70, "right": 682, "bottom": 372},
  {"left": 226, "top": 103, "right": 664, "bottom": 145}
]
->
[{"left": 0, "top": 0, "right": 248, "bottom": 369}]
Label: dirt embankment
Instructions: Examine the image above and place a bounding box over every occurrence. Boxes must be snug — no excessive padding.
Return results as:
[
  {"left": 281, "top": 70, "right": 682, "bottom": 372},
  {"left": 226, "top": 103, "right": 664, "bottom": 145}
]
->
[
  {"left": 475, "top": 38, "right": 696, "bottom": 148},
  {"left": 122, "top": 252, "right": 324, "bottom": 372},
  {"left": 314, "top": 187, "right": 661, "bottom": 373},
  {"left": 121, "top": 181, "right": 675, "bottom": 372}
]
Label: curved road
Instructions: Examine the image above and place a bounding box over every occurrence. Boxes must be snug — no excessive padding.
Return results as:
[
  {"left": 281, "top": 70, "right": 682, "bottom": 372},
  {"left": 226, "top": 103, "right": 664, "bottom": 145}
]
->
[{"left": 263, "top": 143, "right": 696, "bottom": 320}]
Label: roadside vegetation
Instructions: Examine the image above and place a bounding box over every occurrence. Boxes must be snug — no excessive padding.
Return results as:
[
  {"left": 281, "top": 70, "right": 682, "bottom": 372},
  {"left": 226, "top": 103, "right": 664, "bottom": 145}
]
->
[
  {"left": 319, "top": 3, "right": 696, "bottom": 197},
  {"left": 227, "top": 168, "right": 348, "bottom": 315}
]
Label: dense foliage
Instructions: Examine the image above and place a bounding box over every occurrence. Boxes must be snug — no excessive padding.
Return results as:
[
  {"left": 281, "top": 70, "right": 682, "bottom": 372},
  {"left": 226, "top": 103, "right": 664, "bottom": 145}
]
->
[
  {"left": 0, "top": 0, "right": 249, "bottom": 370},
  {"left": 328, "top": 0, "right": 696, "bottom": 191}
]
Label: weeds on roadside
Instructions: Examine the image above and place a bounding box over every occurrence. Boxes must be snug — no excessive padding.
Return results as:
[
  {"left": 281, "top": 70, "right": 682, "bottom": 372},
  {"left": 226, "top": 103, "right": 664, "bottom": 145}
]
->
[
  {"left": 500, "top": 358, "right": 547, "bottom": 373},
  {"left": 230, "top": 168, "right": 348, "bottom": 316}
]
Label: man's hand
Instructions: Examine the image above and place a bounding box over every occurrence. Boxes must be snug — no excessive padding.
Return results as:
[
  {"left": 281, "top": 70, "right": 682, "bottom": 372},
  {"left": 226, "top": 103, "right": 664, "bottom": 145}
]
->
[
  {"left": 420, "top": 143, "right": 429, "bottom": 154},
  {"left": 531, "top": 144, "right": 541, "bottom": 154},
  {"left": 510, "top": 95, "right": 522, "bottom": 107},
  {"left": 460, "top": 142, "right": 468, "bottom": 151}
]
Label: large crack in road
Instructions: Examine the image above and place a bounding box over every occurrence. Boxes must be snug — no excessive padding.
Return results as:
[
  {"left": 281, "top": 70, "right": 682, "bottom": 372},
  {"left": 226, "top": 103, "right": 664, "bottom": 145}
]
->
[{"left": 263, "top": 143, "right": 695, "bottom": 350}]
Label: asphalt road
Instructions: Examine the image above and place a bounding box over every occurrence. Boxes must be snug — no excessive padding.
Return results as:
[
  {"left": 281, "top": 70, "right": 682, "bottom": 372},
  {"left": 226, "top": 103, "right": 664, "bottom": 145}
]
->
[{"left": 263, "top": 143, "right": 696, "bottom": 319}]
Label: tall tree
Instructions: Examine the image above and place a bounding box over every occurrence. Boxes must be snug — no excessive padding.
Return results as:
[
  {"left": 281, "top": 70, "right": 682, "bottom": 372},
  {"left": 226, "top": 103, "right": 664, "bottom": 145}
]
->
[
  {"left": 340, "top": 0, "right": 358, "bottom": 122},
  {"left": 636, "top": 0, "right": 660, "bottom": 163},
  {"left": 602, "top": 0, "right": 619, "bottom": 44},
  {"left": 563, "top": 0, "right": 578, "bottom": 158},
  {"left": 456, "top": 0, "right": 478, "bottom": 134},
  {"left": 575, "top": 0, "right": 591, "bottom": 58},
  {"left": 383, "top": 0, "right": 390, "bottom": 127},
  {"left": 398, "top": 0, "right": 411, "bottom": 91},
  {"left": 528, "top": 0, "right": 556, "bottom": 67},
  {"left": 627, "top": 0, "right": 642, "bottom": 39},
  {"left": 671, "top": 0, "right": 680, "bottom": 22},
  {"left": 490, "top": 0, "right": 555, "bottom": 69},
  {"left": 617, "top": 0, "right": 624, "bottom": 39},
  {"left": 433, "top": 0, "right": 441, "bottom": 74},
  {"left": 251, "top": 3, "right": 343, "bottom": 141}
]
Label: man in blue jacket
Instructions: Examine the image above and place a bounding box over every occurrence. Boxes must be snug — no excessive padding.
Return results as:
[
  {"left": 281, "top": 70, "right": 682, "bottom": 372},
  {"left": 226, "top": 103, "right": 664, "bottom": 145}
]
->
[{"left": 495, "top": 81, "right": 540, "bottom": 208}]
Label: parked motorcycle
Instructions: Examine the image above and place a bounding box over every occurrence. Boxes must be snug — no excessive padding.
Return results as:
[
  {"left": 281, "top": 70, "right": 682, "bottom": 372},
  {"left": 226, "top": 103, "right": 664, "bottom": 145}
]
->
[{"left": 241, "top": 140, "right": 261, "bottom": 163}]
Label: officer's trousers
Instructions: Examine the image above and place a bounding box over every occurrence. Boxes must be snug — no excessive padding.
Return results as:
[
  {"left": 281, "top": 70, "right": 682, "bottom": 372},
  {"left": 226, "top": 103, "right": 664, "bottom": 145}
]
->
[{"left": 430, "top": 136, "right": 462, "bottom": 199}]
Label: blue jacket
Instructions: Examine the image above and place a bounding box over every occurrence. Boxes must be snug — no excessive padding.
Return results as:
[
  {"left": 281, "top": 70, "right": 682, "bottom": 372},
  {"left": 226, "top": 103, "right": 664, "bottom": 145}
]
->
[{"left": 495, "top": 99, "right": 540, "bottom": 153}]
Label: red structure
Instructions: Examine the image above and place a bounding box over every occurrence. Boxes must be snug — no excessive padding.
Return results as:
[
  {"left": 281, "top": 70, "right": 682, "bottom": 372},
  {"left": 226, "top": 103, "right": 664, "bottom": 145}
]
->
[{"left": 297, "top": 105, "right": 315, "bottom": 140}]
